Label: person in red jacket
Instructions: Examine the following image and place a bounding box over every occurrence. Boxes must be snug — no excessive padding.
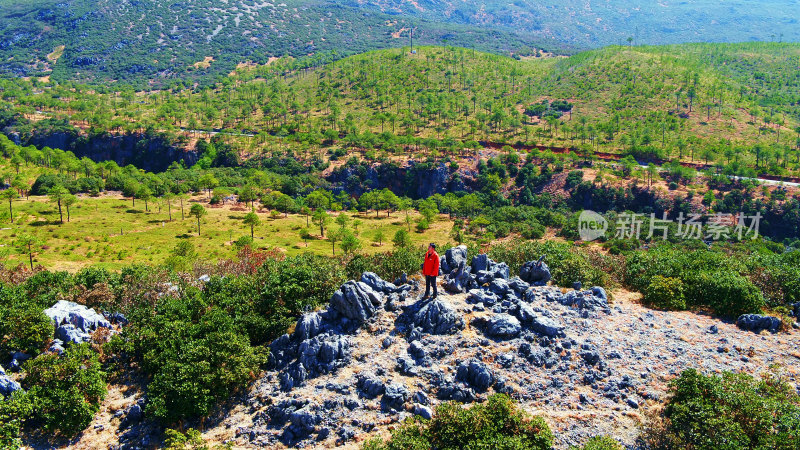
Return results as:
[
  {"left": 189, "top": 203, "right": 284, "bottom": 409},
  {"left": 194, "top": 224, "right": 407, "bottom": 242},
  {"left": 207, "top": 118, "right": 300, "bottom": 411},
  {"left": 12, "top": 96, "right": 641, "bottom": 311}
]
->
[{"left": 422, "top": 243, "right": 440, "bottom": 299}]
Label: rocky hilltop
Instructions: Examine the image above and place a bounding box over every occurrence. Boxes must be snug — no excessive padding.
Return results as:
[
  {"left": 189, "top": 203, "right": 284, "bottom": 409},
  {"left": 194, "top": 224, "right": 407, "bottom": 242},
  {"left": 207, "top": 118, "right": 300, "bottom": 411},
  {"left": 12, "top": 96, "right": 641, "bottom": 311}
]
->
[
  {"left": 187, "top": 247, "right": 798, "bottom": 449},
  {"left": 32, "top": 248, "right": 798, "bottom": 449}
]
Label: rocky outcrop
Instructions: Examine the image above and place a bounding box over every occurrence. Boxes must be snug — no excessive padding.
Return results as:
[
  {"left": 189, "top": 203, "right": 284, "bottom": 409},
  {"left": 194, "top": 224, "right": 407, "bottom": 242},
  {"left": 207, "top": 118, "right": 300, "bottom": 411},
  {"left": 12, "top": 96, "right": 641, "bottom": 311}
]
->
[
  {"left": 412, "top": 299, "right": 464, "bottom": 335},
  {"left": 330, "top": 281, "right": 382, "bottom": 323},
  {"left": 442, "top": 252, "right": 510, "bottom": 294},
  {"left": 520, "top": 257, "right": 552, "bottom": 286},
  {"left": 270, "top": 272, "right": 406, "bottom": 392},
  {"left": 439, "top": 245, "right": 468, "bottom": 275},
  {"left": 736, "top": 314, "right": 782, "bottom": 333},
  {"left": 44, "top": 300, "right": 111, "bottom": 344},
  {"left": 456, "top": 359, "right": 495, "bottom": 392}
]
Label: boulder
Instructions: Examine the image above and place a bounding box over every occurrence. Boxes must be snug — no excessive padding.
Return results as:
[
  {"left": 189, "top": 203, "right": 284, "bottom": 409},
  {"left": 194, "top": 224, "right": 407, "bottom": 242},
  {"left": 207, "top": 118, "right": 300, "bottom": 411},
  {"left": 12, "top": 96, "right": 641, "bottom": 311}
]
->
[
  {"left": 294, "top": 312, "right": 324, "bottom": 342},
  {"left": 412, "top": 403, "right": 433, "bottom": 420},
  {"left": 413, "top": 298, "right": 464, "bottom": 335},
  {"left": 519, "top": 257, "right": 551, "bottom": 285},
  {"left": 329, "top": 281, "right": 382, "bottom": 323},
  {"left": 516, "top": 302, "right": 536, "bottom": 323},
  {"left": 437, "top": 383, "right": 476, "bottom": 402},
  {"left": 356, "top": 373, "right": 386, "bottom": 399},
  {"left": 0, "top": 375, "right": 22, "bottom": 398},
  {"left": 590, "top": 286, "right": 608, "bottom": 301},
  {"left": 530, "top": 315, "right": 565, "bottom": 338},
  {"left": 736, "top": 314, "right": 782, "bottom": 333},
  {"left": 360, "top": 272, "right": 397, "bottom": 294},
  {"left": 560, "top": 290, "right": 610, "bottom": 312},
  {"left": 443, "top": 263, "right": 475, "bottom": 294},
  {"left": 44, "top": 300, "right": 111, "bottom": 333},
  {"left": 382, "top": 383, "right": 409, "bottom": 411},
  {"left": 485, "top": 314, "right": 521, "bottom": 339},
  {"left": 48, "top": 339, "right": 66, "bottom": 355},
  {"left": 456, "top": 359, "right": 495, "bottom": 392},
  {"left": 56, "top": 324, "right": 91, "bottom": 344},
  {"left": 298, "top": 333, "right": 351, "bottom": 376},
  {"left": 488, "top": 279, "right": 512, "bottom": 296},
  {"left": 441, "top": 245, "right": 468, "bottom": 275},
  {"left": 507, "top": 277, "right": 531, "bottom": 295},
  {"left": 471, "top": 254, "right": 490, "bottom": 273}
]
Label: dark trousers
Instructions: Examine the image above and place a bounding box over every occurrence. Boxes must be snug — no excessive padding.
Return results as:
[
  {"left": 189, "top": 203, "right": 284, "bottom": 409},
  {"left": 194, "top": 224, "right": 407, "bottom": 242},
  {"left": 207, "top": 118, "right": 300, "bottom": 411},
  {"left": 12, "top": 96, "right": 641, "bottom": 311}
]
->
[{"left": 424, "top": 275, "right": 438, "bottom": 298}]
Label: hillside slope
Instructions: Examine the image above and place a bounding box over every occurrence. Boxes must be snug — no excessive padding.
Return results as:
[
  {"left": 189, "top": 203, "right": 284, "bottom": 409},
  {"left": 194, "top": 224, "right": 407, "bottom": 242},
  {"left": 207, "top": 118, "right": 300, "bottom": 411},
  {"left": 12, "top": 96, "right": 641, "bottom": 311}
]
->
[
  {"left": 4, "top": 43, "right": 799, "bottom": 176},
  {"left": 0, "top": 0, "right": 554, "bottom": 86}
]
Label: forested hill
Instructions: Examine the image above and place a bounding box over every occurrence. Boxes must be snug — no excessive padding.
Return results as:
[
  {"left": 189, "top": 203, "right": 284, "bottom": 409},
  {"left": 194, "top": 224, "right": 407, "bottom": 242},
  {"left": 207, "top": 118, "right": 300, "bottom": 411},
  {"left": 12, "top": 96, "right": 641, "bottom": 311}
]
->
[
  {"left": 0, "top": 0, "right": 556, "bottom": 87},
  {"left": 3, "top": 43, "right": 799, "bottom": 178}
]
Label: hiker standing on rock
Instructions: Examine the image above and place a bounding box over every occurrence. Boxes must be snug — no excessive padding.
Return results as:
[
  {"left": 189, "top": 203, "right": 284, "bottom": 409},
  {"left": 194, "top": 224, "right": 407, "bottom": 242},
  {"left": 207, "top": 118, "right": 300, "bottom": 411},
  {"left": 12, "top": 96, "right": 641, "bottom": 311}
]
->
[{"left": 422, "top": 243, "right": 440, "bottom": 300}]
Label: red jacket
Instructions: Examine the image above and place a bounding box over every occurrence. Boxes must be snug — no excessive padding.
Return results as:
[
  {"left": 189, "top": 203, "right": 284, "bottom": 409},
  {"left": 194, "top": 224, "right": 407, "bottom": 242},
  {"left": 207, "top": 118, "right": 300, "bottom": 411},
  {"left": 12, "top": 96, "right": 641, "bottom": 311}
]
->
[{"left": 423, "top": 249, "right": 440, "bottom": 277}]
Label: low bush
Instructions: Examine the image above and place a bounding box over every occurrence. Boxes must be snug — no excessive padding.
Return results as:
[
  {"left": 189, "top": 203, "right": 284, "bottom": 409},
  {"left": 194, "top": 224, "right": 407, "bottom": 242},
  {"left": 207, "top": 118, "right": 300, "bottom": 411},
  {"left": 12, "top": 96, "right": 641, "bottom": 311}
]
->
[
  {"left": 22, "top": 344, "right": 107, "bottom": 437},
  {"left": 645, "top": 368, "right": 800, "bottom": 449},
  {"left": 130, "top": 291, "right": 267, "bottom": 424},
  {"left": 489, "top": 240, "right": 609, "bottom": 287},
  {"left": 363, "top": 394, "right": 553, "bottom": 450},
  {"left": 643, "top": 276, "right": 686, "bottom": 310}
]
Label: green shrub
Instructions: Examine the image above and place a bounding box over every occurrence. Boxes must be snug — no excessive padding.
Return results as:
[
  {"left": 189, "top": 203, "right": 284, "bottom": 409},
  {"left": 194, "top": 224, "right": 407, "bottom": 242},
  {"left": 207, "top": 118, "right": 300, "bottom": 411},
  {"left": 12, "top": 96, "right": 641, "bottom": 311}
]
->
[
  {"left": 0, "top": 303, "right": 53, "bottom": 356},
  {"left": 0, "top": 392, "right": 33, "bottom": 448},
  {"left": 643, "top": 276, "right": 686, "bottom": 310},
  {"left": 364, "top": 394, "right": 553, "bottom": 450},
  {"left": 684, "top": 271, "right": 764, "bottom": 317},
  {"left": 489, "top": 240, "right": 609, "bottom": 288},
  {"left": 132, "top": 293, "right": 267, "bottom": 424},
  {"left": 22, "top": 344, "right": 107, "bottom": 437},
  {"left": 571, "top": 436, "right": 623, "bottom": 450},
  {"left": 647, "top": 368, "right": 800, "bottom": 449},
  {"left": 345, "top": 247, "right": 422, "bottom": 282}
]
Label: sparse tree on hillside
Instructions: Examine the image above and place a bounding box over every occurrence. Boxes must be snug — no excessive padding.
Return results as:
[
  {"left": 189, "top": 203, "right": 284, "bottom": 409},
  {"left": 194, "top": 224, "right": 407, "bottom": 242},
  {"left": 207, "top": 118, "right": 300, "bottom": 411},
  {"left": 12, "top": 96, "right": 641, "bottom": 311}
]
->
[
  {"left": 63, "top": 194, "right": 77, "bottom": 222},
  {"left": 0, "top": 188, "right": 17, "bottom": 223},
  {"left": 243, "top": 210, "right": 260, "bottom": 238},
  {"left": 373, "top": 229, "right": 385, "bottom": 246},
  {"left": 393, "top": 228, "right": 411, "bottom": 249},
  {"left": 48, "top": 185, "right": 69, "bottom": 224},
  {"left": 15, "top": 233, "right": 42, "bottom": 270},
  {"left": 189, "top": 203, "right": 206, "bottom": 236},
  {"left": 313, "top": 209, "right": 330, "bottom": 237}
]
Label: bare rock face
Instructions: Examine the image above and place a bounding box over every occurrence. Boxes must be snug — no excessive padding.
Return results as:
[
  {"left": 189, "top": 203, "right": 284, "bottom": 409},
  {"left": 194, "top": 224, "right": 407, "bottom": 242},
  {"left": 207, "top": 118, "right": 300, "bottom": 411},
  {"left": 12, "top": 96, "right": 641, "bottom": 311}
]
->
[
  {"left": 485, "top": 314, "right": 522, "bottom": 339},
  {"left": 520, "top": 257, "right": 551, "bottom": 286},
  {"left": 456, "top": 359, "right": 495, "bottom": 392},
  {"left": 330, "top": 281, "right": 382, "bottom": 323},
  {"left": 413, "top": 298, "right": 465, "bottom": 335},
  {"left": 736, "top": 314, "right": 782, "bottom": 333}
]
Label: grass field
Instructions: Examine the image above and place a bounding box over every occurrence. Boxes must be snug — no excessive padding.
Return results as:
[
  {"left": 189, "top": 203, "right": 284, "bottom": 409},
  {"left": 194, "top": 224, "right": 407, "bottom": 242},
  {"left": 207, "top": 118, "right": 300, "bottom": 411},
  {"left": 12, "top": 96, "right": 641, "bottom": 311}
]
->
[{"left": 0, "top": 193, "right": 455, "bottom": 272}]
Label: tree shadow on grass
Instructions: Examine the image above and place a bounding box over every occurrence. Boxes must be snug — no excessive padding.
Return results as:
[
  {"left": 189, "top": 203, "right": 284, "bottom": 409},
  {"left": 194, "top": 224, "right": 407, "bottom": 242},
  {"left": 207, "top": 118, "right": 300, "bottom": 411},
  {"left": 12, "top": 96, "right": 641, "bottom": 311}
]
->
[
  {"left": 28, "top": 220, "right": 60, "bottom": 227},
  {"left": 175, "top": 234, "right": 192, "bottom": 239},
  {"left": 126, "top": 209, "right": 145, "bottom": 214}
]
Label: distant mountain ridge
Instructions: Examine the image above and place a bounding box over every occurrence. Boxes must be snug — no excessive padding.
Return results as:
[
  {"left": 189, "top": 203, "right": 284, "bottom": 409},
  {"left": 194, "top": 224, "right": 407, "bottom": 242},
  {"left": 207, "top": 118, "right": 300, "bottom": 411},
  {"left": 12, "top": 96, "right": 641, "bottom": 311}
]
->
[
  {"left": 353, "top": 0, "right": 800, "bottom": 46},
  {"left": 1, "top": 0, "right": 798, "bottom": 86},
  {"left": 0, "top": 0, "right": 556, "bottom": 86}
]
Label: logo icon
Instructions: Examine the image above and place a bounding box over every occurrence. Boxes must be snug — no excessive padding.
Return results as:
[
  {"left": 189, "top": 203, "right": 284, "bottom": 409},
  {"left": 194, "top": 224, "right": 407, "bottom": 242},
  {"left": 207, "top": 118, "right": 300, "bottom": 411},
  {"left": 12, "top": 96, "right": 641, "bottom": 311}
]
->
[{"left": 578, "top": 210, "right": 608, "bottom": 242}]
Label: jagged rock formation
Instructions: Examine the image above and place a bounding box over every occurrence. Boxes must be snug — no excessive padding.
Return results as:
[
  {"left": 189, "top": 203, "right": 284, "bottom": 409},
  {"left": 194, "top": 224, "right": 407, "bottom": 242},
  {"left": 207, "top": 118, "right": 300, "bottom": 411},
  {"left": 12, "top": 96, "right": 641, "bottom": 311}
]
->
[
  {"left": 736, "top": 314, "right": 782, "bottom": 333},
  {"left": 236, "top": 258, "right": 798, "bottom": 449},
  {"left": 520, "top": 256, "right": 552, "bottom": 286},
  {"left": 44, "top": 300, "right": 112, "bottom": 345},
  {"left": 270, "top": 273, "right": 414, "bottom": 393}
]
